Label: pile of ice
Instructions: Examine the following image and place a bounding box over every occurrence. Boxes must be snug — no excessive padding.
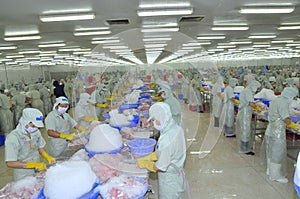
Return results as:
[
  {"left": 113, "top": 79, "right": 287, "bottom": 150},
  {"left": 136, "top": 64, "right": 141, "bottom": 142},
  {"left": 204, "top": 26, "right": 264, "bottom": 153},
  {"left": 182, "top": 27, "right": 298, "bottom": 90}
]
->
[
  {"left": 85, "top": 124, "right": 123, "bottom": 152},
  {"left": 44, "top": 161, "right": 97, "bottom": 199},
  {"left": 109, "top": 109, "right": 131, "bottom": 126}
]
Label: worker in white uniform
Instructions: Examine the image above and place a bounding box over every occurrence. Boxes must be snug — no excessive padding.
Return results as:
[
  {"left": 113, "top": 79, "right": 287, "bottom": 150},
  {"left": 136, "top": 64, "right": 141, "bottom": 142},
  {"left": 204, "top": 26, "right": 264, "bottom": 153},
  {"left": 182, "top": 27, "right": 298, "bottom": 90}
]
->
[
  {"left": 211, "top": 76, "right": 224, "bottom": 127},
  {"left": 294, "top": 152, "right": 300, "bottom": 196},
  {"left": 5, "top": 108, "right": 56, "bottom": 181},
  {"left": 75, "top": 93, "right": 98, "bottom": 129},
  {"left": 45, "top": 97, "right": 88, "bottom": 158},
  {"left": 261, "top": 87, "right": 300, "bottom": 183},
  {"left": 223, "top": 78, "right": 239, "bottom": 137},
  {"left": 91, "top": 84, "right": 108, "bottom": 120},
  {"left": 137, "top": 102, "right": 188, "bottom": 199},
  {"left": 10, "top": 88, "right": 26, "bottom": 127},
  {"left": 236, "top": 80, "right": 261, "bottom": 155},
  {"left": 38, "top": 84, "right": 52, "bottom": 116},
  {"left": 0, "top": 89, "right": 14, "bottom": 137},
  {"left": 157, "top": 83, "right": 182, "bottom": 125}
]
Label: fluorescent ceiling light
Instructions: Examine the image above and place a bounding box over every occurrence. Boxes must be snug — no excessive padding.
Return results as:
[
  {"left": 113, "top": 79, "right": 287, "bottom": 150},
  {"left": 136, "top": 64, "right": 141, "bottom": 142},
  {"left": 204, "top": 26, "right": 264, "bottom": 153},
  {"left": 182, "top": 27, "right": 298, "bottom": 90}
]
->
[
  {"left": 139, "top": 2, "right": 191, "bottom": 8},
  {"left": 144, "top": 44, "right": 167, "bottom": 48},
  {"left": 253, "top": 44, "right": 271, "bottom": 47},
  {"left": 6, "top": 55, "right": 24, "bottom": 58},
  {"left": 19, "top": 50, "right": 40, "bottom": 54},
  {"left": 230, "top": 41, "right": 252, "bottom": 44},
  {"left": 208, "top": 49, "right": 224, "bottom": 52},
  {"left": 4, "top": 35, "right": 41, "bottom": 41},
  {"left": 38, "top": 43, "right": 66, "bottom": 48},
  {"left": 91, "top": 39, "right": 120, "bottom": 44},
  {"left": 211, "top": 26, "right": 249, "bottom": 30},
  {"left": 0, "top": 59, "right": 13, "bottom": 62},
  {"left": 271, "top": 40, "right": 293, "bottom": 43},
  {"left": 0, "top": 46, "right": 17, "bottom": 50},
  {"left": 239, "top": 6, "right": 295, "bottom": 14},
  {"left": 142, "top": 22, "right": 178, "bottom": 28},
  {"left": 286, "top": 43, "right": 300, "bottom": 46},
  {"left": 143, "top": 34, "right": 171, "bottom": 38},
  {"left": 58, "top": 48, "right": 81, "bottom": 52},
  {"left": 278, "top": 25, "right": 300, "bottom": 30},
  {"left": 74, "top": 27, "right": 109, "bottom": 31},
  {"left": 248, "top": 35, "right": 276, "bottom": 39},
  {"left": 143, "top": 38, "right": 172, "bottom": 42},
  {"left": 137, "top": 8, "right": 193, "bottom": 17},
  {"left": 74, "top": 30, "right": 111, "bottom": 36},
  {"left": 197, "top": 36, "right": 225, "bottom": 40},
  {"left": 40, "top": 13, "right": 95, "bottom": 22},
  {"left": 142, "top": 28, "right": 179, "bottom": 33},
  {"left": 217, "top": 45, "right": 236, "bottom": 48}
]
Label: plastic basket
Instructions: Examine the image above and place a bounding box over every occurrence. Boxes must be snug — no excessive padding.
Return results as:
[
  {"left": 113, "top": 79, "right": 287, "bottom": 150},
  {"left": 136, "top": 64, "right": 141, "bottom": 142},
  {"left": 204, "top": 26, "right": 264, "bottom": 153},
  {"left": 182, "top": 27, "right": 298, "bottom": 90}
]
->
[
  {"left": 84, "top": 145, "right": 124, "bottom": 157},
  {"left": 102, "top": 113, "right": 110, "bottom": 119},
  {"left": 139, "top": 93, "right": 151, "bottom": 99},
  {"left": 127, "top": 138, "right": 156, "bottom": 157},
  {"left": 0, "top": 135, "right": 4, "bottom": 146},
  {"left": 99, "top": 176, "right": 148, "bottom": 199},
  {"left": 234, "top": 95, "right": 240, "bottom": 100},
  {"left": 290, "top": 116, "right": 300, "bottom": 123},
  {"left": 221, "top": 87, "right": 225, "bottom": 92},
  {"left": 119, "top": 103, "right": 140, "bottom": 112},
  {"left": 178, "top": 93, "right": 183, "bottom": 100},
  {"left": 262, "top": 99, "right": 270, "bottom": 107},
  {"left": 129, "top": 115, "right": 140, "bottom": 127},
  {"left": 37, "top": 183, "right": 100, "bottom": 199},
  {"left": 254, "top": 98, "right": 263, "bottom": 101}
]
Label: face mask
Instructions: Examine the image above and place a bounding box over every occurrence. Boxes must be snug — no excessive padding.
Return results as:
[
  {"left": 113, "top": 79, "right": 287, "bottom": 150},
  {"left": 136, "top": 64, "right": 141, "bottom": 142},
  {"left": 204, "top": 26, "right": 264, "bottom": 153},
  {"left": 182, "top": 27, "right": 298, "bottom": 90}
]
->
[
  {"left": 57, "top": 107, "right": 68, "bottom": 114},
  {"left": 26, "top": 126, "right": 38, "bottom": 133},
  {"left": 153, "top": 120, "right": 163, "bottom": 131}
]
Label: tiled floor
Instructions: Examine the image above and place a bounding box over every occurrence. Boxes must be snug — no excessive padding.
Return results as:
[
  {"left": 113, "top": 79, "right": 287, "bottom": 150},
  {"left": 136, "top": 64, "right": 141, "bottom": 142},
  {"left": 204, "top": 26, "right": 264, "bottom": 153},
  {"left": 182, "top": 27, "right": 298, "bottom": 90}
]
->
[{"left": 0, "top": 102, "right": 299, "bottom": 198}]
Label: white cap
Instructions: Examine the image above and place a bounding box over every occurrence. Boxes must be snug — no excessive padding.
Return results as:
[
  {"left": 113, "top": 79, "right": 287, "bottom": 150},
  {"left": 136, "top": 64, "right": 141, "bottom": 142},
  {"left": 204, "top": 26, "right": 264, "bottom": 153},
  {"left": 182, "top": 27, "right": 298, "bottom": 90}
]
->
[{"left": 20, "top": 108, "right": 44, "bottom": 127}]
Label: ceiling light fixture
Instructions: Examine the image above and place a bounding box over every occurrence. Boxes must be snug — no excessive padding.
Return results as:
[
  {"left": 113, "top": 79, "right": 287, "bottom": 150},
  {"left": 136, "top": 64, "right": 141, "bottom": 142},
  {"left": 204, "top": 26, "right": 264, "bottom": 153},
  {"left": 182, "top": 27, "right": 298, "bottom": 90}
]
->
[
  {"left": 74, "top": 30, "right": 111, "bottom": 36},
  {"left": 248, "top": 35, "right": 276, "bottom": 39},
  {"left": 40, "top": 13, "right": 95, "bottom": 22},
  {"left": 278, "top": 25, "right": 300, "bottom": 30},
  {"left": 0, "top": 46, "right": 17, "bottom": 50},
  {"left": 139, "top": 2, "right": 191, "bottom": 8},
  {"left": 211, "top": 26, "right": 249, "bottom": 30},
  {"left": 239, "top": 6, "right": 295, "bottom": 14},
  {"left": 230, "top": 41, "right": 252, "bottom": 44},
  {"left": 142, "top": 22, "right": 178, "bottom": 28},
  {"left": 141, "top": 27, "right": 179, "bottom": 33},
  {"left": 197, "top": 36, "right": 226, "bottom": 40},
  {"left": 271, "top": 40, "right": 293, "bottom": 43},
  {"left": 38, "top": 43, "right": 66, "bottom": 48},
  {"left": 19, "top": 50, "right": 40, "bottom": 54},
  {"left": 91, "top": 39, "right": 120, "bottom": 44},
  {"left": 74, "top": 27, "right": 109, "bottom": 31},
  {"left": 4, "top": 35, "right": 41, "bottom": 41},
  {"left": 137, "top": 8, "right": 193, "bottom": 17}
]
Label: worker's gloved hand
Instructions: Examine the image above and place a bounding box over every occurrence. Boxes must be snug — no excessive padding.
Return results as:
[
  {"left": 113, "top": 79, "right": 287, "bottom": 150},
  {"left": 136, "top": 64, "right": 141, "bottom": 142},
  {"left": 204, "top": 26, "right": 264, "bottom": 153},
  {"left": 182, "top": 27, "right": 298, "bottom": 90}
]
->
[
  {"left": 287, "top": 122, "right": 300, "bottom": 131},
  {"left": 137, "top": 159, "right": 157, "bottom": 172},
  {"left": 59, "top": 133, "right": 78, "bottom": 141},
  {"left": 253, "top": 106, "right": 262, "bottom": 112},
  {"left": 26, "top": 162, "right": 47, "bottom": 172},
  {"left": 83, "top": 116, "right": 99, "bottom": 122},
  {"left": 106, "top": 96, "right": 113, "bottom": 101},
  {"left": 96, "top": 102, "right": 108, "bottom": 108},
  {"left": 198, "top": 87, "right": 205, "bottom": 92},
  {"left": 78, "top": 126, "right": 89, "bottom": 135},
  {"left": 138, "top": 152, "right": 158, "bottom": 162},
  {"left": 233, "top": 99, "right": 240, "bottom": 105},
  {"left": 219, "top": 93, "right": 224, "bottom": 99},
  {"left": 41, "top": 151, "right": 56, "bottom": 164}
]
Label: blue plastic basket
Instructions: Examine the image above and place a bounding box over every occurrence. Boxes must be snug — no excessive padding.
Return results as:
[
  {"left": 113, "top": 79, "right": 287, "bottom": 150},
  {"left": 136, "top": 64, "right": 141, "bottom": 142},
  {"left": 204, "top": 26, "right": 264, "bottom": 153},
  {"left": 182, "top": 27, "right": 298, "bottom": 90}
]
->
[
  {"left": 99, "top": 176, "right": 148, "bottom": 199},
  {"left": 129, "top": 115, "right": 140, "bottom": 127},
  {"left": 254, "top": 98, "right": 263, "bottom": 101},
  {"left": 0, "top": 135, "right": 4, "bottom": 147},
  {"left": 139, "top": 93, "right": 151, "bottom": 99},
  {"left": 262, "top": 99, "right": 270, "bottom": 107},
  {"left": 127, "top": 138, "right": 156, "bottom": 157},
  {"left": 37, "top": 183, "right": 100, "bottom": 199},
  {"left": 178, "top": 93, "right": 183, "bottom": 100},
  {"left": 119, "top": 103, "right": 140, "bottom": 112},
  {"left": 85, "top": 145, "right": 124, "bottom": 157},
  {"left": 221, "top": 87, "right": 225, "bottom": 92},
  {"left": 102, "top": 113, "right": 110, "bottom": 119},
  {"left": 290, "top": 116, "right": 300, "bottom": 123},
  {"left": 234, "top": 95, "right": 240, "bottom": 100}
]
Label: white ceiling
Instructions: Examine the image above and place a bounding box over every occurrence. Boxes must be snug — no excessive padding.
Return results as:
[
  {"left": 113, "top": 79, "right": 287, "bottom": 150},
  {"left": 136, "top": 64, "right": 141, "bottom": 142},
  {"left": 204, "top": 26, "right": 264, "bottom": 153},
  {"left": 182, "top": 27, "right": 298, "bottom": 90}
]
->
[{"left": 0, "top": 0, "right": 300, "bottom": 66}]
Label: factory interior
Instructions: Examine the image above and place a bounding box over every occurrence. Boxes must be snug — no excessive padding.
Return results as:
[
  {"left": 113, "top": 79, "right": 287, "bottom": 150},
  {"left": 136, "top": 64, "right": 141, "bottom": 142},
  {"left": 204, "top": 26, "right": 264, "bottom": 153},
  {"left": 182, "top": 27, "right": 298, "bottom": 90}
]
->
[{"left": 0, "top": 0, "right": 300, "bottom": 198}]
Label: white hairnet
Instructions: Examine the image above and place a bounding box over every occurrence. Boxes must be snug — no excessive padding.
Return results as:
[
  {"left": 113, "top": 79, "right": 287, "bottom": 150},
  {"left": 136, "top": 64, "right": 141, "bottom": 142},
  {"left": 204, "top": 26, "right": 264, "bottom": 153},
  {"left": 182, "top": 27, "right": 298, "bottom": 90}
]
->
[
  {"left": 53, "top": 96, "right": 69, "bottom": 110},
  {"left": 229, "top": 78, "right": 238, "bottom": 88},
  {"left": 281, "top": 87, "right": 298, "bottom": 99},
  {"left": 19, "top": 108, "right": 44, "bottom": 127},
  {"left": 148, "top": 102, "right": 172, "bottom": 129},
  {"left": 247, "top": 80, "right": 261, "bottom": 93}
]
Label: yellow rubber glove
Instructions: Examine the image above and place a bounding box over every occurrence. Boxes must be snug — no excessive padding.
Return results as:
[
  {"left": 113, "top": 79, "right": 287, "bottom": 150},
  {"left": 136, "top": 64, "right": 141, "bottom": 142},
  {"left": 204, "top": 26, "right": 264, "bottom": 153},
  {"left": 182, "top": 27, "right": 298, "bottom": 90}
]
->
[
  {"left": 233, "top": 99, "right": 240, "bottom": 105},
  {"left": 106, "top": 97, "right": 113, "bottom": 101},
  {"left": 83, "top": 116, "right": 99, "bottom": 122},
  {"left": 219, "top": 93, "right": 224, "bottom": 99},
  {"left": 138, "top": 152, "right": 158, "bottom": 162},
  {"left": 26, "top": 162, "right": 47, "bottom": 172},
  {"left": 59, "top": 133, "right": 78, "bottom": 141},
  {"left": 253, "top": 106, "right": 262, "bottom": 112},
  {"left": 137, "top": 159, "right": 157, "bottom": 172},
  {"left": 96, "top": 102, "right": 108, "bottom": 108},
  {"left": 287, "top": 122, "right": 300, "bottom": 131},
  {"left": 198, "top": 87, "right": 205, "bottom": 92},
  {"left": 78, "top": 126, "right": 89, "bottom": 135},
  {"left": 41, "top": 151, "right": 56, "bottom": 164}
]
